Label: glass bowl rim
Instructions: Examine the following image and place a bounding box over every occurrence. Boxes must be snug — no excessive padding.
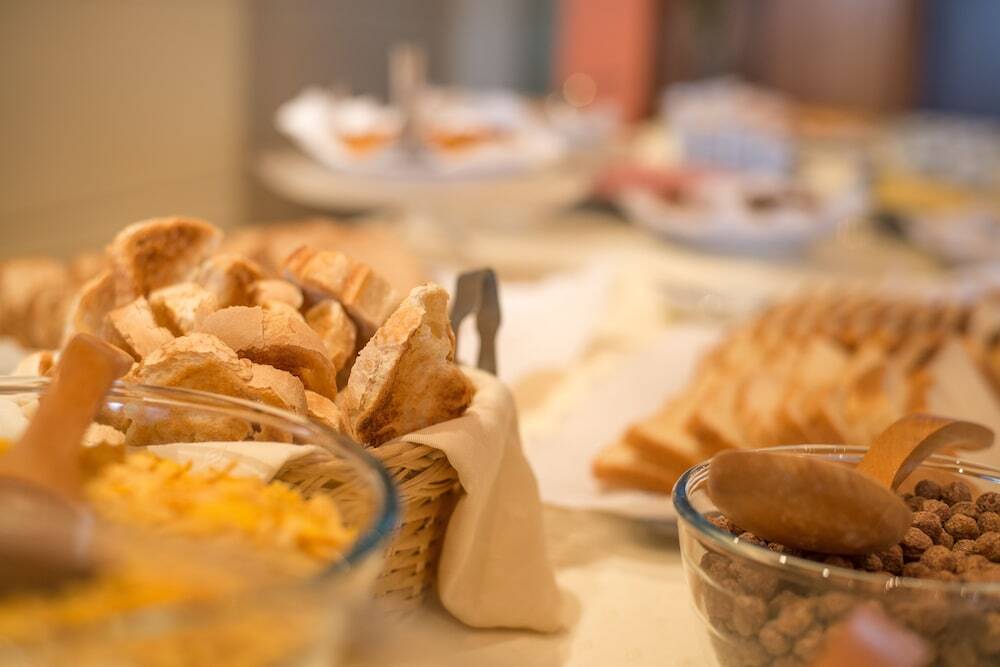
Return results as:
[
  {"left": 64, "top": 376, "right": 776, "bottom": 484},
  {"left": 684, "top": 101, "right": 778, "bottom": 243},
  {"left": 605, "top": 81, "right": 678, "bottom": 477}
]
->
[
  {"left": 672, "top": 443, "right": 1000, "bottom": 594},
  {"left": 0, "top": 376, "right": 399, "bottom": 578}
]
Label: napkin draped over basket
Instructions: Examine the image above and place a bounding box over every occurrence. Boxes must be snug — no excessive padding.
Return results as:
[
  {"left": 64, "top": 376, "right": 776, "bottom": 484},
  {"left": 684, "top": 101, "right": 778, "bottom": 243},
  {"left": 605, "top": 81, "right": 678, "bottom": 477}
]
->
[{"left": 278, "top": 367, "right": 564, "bottom": 632}]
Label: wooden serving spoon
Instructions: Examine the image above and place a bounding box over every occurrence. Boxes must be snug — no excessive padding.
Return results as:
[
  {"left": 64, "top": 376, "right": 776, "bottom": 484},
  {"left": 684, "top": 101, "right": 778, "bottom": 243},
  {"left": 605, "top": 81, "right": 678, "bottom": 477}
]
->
[
  {"left": 707, "top": 414, "right": 994, "bottom": 555},
  {"left": 0, "top": 334, "right": 133, "bottom": 592}
]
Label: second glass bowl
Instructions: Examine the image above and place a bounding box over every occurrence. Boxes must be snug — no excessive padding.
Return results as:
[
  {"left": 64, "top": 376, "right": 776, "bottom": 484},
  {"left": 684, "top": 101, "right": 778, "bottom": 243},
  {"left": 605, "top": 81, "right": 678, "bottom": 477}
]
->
[{"left": 674, "top": 445, "right": 1000, "bottom": 667}]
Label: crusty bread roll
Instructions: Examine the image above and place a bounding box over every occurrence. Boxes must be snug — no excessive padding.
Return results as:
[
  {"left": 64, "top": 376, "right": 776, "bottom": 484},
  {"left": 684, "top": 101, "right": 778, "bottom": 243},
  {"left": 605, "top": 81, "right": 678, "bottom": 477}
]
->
[
  {"left": 104, "top": 297, "right": 174, "bottom": 360},
  {"left": 282, "top": 246, "right": 399, "bottom": 340},
  {"left": 148, "top": 282, "right": 219, "bottom": 335},
  {"left": 107, "top": 217, "right": 221, "bottom": 301},
  {"left": 196, "top": 306, "right": 337, "bottom": 399},
  {"left": 305, "top": 300, "right": 357, "bottom": 372},
  {"left": 338, "top": 284, "right": 474, "bottom": 446},
  {"left": 195, "top": 253, "right": 265, "bottom": 308}
]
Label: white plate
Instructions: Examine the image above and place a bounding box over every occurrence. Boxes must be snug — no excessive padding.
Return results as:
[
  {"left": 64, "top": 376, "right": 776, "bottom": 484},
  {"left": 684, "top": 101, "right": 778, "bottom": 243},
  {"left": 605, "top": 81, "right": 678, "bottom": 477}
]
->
[
  {"left": 276, "top": 88, "right": 566, "bottom": 182},
  {"left": 523, "top": 324, "right": 721, "bottom": 522},
  {"left": 619, "top": 185, "right": 862, "bottom": 258}
]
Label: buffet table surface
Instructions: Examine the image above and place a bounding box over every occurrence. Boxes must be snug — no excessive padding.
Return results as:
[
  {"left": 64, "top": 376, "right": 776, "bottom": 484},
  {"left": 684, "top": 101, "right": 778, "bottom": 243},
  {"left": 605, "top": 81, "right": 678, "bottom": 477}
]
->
[{"left": 343, "top": 206, "right": 945, "bottom": 666}]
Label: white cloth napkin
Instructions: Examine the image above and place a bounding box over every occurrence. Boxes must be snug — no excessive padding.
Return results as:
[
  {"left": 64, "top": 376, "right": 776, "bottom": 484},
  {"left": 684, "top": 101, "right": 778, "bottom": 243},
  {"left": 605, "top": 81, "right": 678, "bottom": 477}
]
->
[
  {"left": 398, "top": 367, "right": 565, "bottom": 632},
  {"left": 144, "top": 441, "right": 319, "bottom": 481}
]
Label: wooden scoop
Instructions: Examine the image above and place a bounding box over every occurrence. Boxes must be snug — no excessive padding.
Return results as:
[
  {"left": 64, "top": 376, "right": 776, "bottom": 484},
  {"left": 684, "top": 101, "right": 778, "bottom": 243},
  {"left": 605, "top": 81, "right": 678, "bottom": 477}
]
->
[
  {"left": 0, "top": 334, "right": 132, "bottom": 592},
  {"left": 707, "top": 415, "right": 994, "bottom": 555}
]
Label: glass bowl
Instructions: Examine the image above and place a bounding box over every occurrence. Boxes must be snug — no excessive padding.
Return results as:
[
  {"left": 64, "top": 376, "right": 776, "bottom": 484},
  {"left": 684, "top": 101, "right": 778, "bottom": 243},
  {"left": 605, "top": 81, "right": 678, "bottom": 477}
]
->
[
  {"left": 674, "top": 444, "right": 1000, "bottom": 667},
  {"left": 0, "top": 378, "right": 398, "bottom": 667}
]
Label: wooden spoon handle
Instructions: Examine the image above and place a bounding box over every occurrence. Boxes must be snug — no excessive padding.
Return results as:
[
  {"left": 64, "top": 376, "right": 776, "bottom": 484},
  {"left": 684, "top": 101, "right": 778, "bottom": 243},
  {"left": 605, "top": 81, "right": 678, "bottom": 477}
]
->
[
  {"left": 0, "top": 335, "right": 132, "bottom": 499},
  {"left": 856, "top": 414, "right": 994, "bottom": 490}
]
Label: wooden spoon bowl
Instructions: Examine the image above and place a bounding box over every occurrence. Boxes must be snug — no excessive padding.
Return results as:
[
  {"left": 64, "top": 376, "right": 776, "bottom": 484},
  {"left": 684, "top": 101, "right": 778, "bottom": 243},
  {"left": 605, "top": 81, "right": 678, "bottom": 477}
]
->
[{"left": 707, "top": 415, "right": 994, "bottom": 555}]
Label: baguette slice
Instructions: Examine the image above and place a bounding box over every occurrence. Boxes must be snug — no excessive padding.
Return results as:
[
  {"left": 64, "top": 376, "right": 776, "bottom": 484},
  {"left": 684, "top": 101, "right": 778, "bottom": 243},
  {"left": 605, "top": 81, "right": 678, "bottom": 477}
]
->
[
  {"left": 127, "top": 333, "right": 254, "bottom": 445},
  {"left": 626, "top": 394, "right": 707, "bottom": 471},
  {"left": 248, "top": 363, "right": 307, "bottom": 415},
  {"left": 282, "top": 246, "right": 399, "bottom": 340},
  {"left": 338, "top": 284, "right": 473, "bottom": 446},
  {"left": 104, "top": 297, "right": 174, "bottom": 360},
  {"left": 197, "top": 306, "right": 337, "bottom": 398},
  {"left": 108, "top": 217, "right": 221, "bottom": 301},
  {"left": 592, "top": 440, "right": 685, "bottom": 494},
  {"left": 250, "top": 279, "right": 303, "bottom": 310}
]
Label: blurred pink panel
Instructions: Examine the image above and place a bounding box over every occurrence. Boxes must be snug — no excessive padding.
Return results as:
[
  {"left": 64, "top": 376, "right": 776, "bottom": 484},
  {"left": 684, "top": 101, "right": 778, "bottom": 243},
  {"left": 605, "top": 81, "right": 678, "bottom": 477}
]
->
[{"left": 553, "top": 0, "right": 658, "bottom": 122}]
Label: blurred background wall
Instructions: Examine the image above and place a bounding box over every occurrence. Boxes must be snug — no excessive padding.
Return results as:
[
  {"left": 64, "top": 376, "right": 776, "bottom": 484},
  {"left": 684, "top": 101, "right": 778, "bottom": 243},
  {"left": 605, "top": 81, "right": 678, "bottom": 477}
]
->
[
  {"left": 1, "top": 0, "right": 998, "bottom": 258},
  {"left": 0, "top": 1, "right": 249, "bottom": 256}
]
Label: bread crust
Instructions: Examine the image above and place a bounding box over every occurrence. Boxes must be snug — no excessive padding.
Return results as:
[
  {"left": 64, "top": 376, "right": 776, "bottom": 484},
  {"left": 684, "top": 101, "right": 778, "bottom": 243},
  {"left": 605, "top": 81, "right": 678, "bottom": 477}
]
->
[
  {"left": 305, "top": 299, "right": 358, "bottom": 372},
  {"left": 338, "top": 284, "right": 473, "bottom": 446},
  {"left": 282, "top": 246, "right": 399, "bottom": 340},
  {"left": 108, "top": 217, "right": 221, "bottom": 301},
  {"left": 197, "top": 306, "right": 338, "bottom": 399}
]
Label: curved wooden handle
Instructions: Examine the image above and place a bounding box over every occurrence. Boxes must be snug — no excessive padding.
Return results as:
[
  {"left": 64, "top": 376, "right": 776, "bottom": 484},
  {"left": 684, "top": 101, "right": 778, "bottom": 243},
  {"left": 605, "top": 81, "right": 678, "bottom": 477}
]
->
[
  {"left": 856, "top": 414, "right": 994, "bottom": 490},
  {"left": 0, "top": 334, "right": 132, "bottom": 499}
]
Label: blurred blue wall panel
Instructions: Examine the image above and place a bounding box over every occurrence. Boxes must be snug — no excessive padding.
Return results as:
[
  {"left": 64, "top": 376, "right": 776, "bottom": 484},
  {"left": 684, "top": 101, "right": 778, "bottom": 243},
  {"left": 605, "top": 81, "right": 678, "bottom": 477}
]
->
[{"left": 924, "top": 0, "right": 1000, "bottom": 117}]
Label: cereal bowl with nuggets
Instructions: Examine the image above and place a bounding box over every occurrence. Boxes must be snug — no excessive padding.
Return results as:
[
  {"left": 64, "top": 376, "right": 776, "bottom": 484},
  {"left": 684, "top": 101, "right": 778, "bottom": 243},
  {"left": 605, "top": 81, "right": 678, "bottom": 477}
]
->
[
  {"left": 0, "top": 377, "right": 398, "bottom": 667},
  {"left": 675, "top": 442, "right": 1000, "bottom": 667}
]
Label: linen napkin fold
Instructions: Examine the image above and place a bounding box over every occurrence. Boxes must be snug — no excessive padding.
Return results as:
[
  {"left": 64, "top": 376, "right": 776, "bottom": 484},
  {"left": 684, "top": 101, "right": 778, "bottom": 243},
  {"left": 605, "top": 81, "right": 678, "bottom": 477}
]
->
[
  {"left": 396, "top": 367, "right": 565, "bottom": 632},
  {"left": 144, "top": 441, "right": 319, "bottom": 481}
]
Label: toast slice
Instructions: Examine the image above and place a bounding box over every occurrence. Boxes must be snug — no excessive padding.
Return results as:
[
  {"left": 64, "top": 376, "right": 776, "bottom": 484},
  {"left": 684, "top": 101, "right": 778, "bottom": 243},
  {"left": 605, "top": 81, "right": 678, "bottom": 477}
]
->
[{"left": 592, "top": 440, "right": 686, "bottom": 494}]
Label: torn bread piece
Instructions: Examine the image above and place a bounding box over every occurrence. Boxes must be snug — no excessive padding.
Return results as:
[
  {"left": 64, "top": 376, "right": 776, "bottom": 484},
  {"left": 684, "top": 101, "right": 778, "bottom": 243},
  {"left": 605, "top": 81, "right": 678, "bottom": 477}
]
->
[
  {"left": 197, "top": 306, "right": 337, "bottom": 398},
  {"left": 305, "top": 390, "right": 345, "bottom": 434},
  {"left": 12, "top": 350, "right": 57, "bottom": 377},
  {"left": 282, "top": 246, "right": 399, "bottom": 340},
  {"left": 247, "top": 363, "right": 307, "bottom": 442},
  {"left": 250, "top": 279, "right": 303, "bottom": 310},
  {"left": 127, "top": 333, "right": 254, "bottom": 445},
  {"left": 338, "top": 284, "right": 474, "bottom": 446},
  {"left": 63, "top": 270, "right": 120, "bottom": 341},
  {"left": 108, "top": 217, "right": 221, "bottom": 301},
  {"left": 593, "top": 440, "right": 685, "bottom": 494},
  {"left": 149, "top": 282, "right": 219, "bottom": 335},
  {"left": 305, "top": 300, "right": 358, "bottom": 372},
  {"left": 248, "top": 363, "right": 307, "bottom": 415},
  {"left": 194, "top": 253, "right": 266, "bottom": 308},
  {"left": 104, "top": 297, "right": 174, "bottom": 360}
]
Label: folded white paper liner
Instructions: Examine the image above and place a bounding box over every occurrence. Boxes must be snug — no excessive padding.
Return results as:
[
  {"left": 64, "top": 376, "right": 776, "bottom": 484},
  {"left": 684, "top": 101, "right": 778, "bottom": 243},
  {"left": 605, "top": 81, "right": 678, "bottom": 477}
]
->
[{"left": 137, "top": 368, "right": 566, "bottom": 633}]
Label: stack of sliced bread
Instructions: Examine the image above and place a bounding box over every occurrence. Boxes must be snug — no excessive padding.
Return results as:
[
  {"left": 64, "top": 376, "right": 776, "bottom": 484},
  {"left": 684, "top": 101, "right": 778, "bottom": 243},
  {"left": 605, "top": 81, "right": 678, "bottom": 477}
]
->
[
  {"left": 14, "top": 216, "right": 473, "bottom": 449},
  {"left": 594, "top": 290, "right": 1000, "bottom": 494}
]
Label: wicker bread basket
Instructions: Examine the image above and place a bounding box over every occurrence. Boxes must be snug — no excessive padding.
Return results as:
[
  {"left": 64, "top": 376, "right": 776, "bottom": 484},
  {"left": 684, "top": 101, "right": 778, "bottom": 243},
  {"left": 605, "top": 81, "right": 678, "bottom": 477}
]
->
[
  {"left": 279, "top": 439, "right": 460, "bottom": 609},
  {"left": 283, "top": 269, "right": 498, "bottom": 610}
]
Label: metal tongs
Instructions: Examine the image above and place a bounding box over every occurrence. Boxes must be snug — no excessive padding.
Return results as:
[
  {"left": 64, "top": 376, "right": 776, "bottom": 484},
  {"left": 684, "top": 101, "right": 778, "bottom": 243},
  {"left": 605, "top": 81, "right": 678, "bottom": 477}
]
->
[{"left": 450, "top": 269, "right": 500, "bottom": 375}]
